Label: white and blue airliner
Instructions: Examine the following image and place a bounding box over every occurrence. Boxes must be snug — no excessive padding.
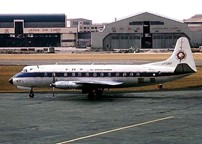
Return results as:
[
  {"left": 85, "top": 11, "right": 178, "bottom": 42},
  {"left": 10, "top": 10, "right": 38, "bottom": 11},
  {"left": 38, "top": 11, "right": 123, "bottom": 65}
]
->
[{"left": 9, "top": 37, "right": 197, "bottom": 99}]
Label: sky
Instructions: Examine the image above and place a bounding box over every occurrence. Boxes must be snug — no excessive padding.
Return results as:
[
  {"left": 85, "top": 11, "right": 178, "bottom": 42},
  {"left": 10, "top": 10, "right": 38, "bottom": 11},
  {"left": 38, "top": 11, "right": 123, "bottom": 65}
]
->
[{"left": 0, "top": 0, "right": 201, "bottom": 23}]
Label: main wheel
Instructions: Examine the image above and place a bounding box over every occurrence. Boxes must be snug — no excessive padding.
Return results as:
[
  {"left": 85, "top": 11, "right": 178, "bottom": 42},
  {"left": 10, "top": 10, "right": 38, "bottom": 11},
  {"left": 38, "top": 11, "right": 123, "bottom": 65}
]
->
[
  {"left": 87, "top": 92, "right": 96, "bottom": 100},
  {"left": 29, "top": 93, "right": 34, "bottom": 98},
  {"left": 87, "top": 89, "right": 103, "bottom": 100},
  {"left": 95, "top": 90, "right": 103, "bottom": 99}
]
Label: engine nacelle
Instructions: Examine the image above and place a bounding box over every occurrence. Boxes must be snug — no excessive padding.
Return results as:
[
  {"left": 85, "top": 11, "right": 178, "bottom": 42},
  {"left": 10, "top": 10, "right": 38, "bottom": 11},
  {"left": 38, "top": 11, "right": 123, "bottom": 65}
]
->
[
  {"left": 51, "top": 81, "right": 80, "bottom": 89},
  {"left": 17, "top": 86, "right": 32, "bottom": 90}
]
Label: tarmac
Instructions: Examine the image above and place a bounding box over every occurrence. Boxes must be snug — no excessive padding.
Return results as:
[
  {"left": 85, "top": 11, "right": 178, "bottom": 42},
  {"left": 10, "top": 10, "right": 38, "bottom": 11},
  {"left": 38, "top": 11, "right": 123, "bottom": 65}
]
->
[{"left": 0, "top": 90, "right": 202, "bottom": 144}]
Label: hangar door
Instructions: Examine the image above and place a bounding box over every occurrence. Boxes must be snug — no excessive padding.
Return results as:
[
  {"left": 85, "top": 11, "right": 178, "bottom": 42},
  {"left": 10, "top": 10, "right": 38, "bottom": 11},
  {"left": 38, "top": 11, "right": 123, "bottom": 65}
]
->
[
  {"left": 103, "top": 33, "right": 141, "bottom": 49},
  {"left": 152, "top": 33, "right": 188, "bottom": 48}
]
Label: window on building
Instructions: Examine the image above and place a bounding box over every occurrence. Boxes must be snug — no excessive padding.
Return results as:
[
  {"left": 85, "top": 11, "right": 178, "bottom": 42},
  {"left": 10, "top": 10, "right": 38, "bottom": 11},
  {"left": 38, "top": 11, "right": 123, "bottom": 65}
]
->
[
  {"left": 83, "top": 21, "right": 91, "bottom": 25},
  {"left": 73, "top": 21, "right": 78, "bottom": 26},
  {"left": 150, "top": 21, "right": 164, "bottom": 25},
  {"left": 129, "top": 21, "right": 143, "bottom": 25}
]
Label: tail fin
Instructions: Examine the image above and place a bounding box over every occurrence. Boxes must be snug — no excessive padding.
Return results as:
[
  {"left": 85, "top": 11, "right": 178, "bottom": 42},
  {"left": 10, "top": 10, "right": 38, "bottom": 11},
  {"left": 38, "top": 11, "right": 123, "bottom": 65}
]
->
[{"left": 148, "top": 37, "right": 197, "bottom": 72}]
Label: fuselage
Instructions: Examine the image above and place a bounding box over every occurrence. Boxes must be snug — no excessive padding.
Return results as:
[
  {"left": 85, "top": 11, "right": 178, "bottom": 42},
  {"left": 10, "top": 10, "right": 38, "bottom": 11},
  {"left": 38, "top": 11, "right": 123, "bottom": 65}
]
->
[{"left": 10, "top": 64, "right": 188, "bottom": 89}]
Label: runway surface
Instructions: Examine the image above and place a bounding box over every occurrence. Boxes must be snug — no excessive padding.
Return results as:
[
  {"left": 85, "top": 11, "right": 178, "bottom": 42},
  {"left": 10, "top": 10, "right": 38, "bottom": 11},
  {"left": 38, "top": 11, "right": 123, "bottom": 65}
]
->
[{"left": 0, "top": 90, "right": 202, "bottom": 144}]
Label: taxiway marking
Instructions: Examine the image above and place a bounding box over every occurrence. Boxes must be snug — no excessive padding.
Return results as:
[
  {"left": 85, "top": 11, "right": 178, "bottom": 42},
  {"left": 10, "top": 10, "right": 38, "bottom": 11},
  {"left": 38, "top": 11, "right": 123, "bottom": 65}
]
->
[{"left": 57, "top": 116, "right": 174, "bottom": 144}]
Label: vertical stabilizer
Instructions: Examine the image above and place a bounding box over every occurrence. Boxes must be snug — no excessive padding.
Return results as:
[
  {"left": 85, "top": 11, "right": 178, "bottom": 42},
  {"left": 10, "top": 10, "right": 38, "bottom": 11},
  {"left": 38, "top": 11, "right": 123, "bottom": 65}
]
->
[{"left": 147, "top": 37, "right": 197, "bottom": 72}]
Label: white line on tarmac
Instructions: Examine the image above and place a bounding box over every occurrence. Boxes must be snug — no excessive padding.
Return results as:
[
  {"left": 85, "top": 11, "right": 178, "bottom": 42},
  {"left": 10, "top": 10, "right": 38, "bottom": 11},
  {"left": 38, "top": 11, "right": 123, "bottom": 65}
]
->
[{"left": 57, "top": 116, "right": 174, "bottom": 144}]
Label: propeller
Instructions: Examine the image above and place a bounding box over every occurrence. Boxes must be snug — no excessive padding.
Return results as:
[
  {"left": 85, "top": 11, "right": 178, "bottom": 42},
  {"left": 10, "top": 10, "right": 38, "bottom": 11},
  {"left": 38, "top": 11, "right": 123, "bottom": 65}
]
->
[{"left": 51, "top": 73, "right": 56, "bottom": 97}]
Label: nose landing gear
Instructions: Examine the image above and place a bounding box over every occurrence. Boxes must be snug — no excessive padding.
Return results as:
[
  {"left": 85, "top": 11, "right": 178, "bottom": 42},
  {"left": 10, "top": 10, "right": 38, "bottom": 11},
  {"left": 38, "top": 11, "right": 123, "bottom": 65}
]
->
[{"left": 29, "top": 88, "right": 34, "bottom": 98}]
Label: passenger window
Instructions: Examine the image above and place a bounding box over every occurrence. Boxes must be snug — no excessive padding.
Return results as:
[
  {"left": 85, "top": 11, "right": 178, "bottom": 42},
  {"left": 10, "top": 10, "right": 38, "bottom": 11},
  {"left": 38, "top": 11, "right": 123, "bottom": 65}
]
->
[
  {"left": 86, "top": 73, "right": 89, "bottom": 77},
  {"left": 123, "top": 73, "right": 127, "bottom": 77},
  {"left": 44, "top": 73, "right": 48, "bottom": 77},
  {"left": 108, "top": 73, "right": 111, "bottom": 77},
  {"left": 64, "top": 73, "right": 67, "bottom": 77},
  {"left": 52, "top": 73, "right": 56, "bottom": 77},
  {"left": 100, "top": 73, "right": 104, "bottom": 77}
]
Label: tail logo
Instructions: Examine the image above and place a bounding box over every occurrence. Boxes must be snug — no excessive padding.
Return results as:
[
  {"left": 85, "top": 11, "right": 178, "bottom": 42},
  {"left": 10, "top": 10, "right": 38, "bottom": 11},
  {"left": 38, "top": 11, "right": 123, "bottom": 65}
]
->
[{"left": 177, "top": 51, "right": 186, "bottom": 61}]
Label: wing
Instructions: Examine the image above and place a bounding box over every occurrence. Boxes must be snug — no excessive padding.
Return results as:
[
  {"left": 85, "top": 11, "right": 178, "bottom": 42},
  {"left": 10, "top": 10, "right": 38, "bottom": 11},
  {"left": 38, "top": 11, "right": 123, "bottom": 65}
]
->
[
  {"left": 51, "top": 80, "right": 123, "bottom": 89},
  {"left": 76, "top": 80, "right": 123, "bottom": 87}
]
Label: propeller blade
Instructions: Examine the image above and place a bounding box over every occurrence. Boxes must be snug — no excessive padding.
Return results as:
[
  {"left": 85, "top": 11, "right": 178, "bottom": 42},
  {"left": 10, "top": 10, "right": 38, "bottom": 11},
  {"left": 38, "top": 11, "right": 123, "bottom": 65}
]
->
[
  {"left": 53, "top": 87, "right": 55, "bottom": 97},
  {"left": 52, "top": 73, "right": 56, "bottom": 97}
]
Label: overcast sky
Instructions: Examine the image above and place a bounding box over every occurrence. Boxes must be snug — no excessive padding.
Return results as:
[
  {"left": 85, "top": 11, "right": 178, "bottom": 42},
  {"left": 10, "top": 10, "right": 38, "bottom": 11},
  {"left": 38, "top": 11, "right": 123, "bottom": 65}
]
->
[{"left": 0, "top": 0, "right": 201, "bottom": 23}]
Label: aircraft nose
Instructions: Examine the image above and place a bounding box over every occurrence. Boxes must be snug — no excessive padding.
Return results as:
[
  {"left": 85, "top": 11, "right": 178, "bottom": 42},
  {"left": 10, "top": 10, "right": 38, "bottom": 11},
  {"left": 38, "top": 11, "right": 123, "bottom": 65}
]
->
[{"left": 9, "top": 78, "right": 13, "bottom": 85}]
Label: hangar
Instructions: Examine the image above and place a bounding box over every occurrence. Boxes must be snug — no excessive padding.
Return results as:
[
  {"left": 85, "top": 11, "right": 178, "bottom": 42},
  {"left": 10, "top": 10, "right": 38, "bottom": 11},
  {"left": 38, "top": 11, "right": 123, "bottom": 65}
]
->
[
  {"left": 91, "top": 12, "right": 202, "bottom": 49},
  {"left": 0, "top": 14, "right": 77, "bottom": 47}
]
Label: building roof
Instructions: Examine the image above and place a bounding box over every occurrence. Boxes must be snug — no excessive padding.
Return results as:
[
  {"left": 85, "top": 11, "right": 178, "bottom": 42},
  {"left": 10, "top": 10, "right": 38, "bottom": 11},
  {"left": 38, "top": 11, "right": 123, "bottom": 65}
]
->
[
  {"left": 67, "top": 18, "right": 92, "bottom": 22},
  {"left": 184, "top": 14, "right": 202, "bottom": 22},
  {"left": 113, "top": 12, "right": 184, "bottom": 24},
  {"left": 0, "top": 14, "right": 66, "bottom": 22}
]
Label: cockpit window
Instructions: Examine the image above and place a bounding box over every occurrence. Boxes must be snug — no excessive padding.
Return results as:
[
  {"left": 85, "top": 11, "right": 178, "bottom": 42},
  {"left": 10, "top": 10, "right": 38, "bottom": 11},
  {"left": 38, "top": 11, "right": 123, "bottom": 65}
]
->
[{"left": 22, "top": 69, "right": 27, "bottom": 73}]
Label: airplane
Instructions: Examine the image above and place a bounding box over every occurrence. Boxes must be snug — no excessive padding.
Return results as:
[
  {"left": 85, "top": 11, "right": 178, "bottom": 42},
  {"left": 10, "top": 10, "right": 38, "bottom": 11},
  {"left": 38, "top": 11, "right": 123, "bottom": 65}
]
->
[{"left": 9, "top": 37, "right": 197, "bottom": 100}]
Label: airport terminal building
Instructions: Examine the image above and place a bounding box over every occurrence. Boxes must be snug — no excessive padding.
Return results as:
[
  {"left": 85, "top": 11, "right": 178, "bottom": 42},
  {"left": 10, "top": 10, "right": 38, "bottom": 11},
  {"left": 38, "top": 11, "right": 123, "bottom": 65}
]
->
[
  {"left": 91, "top": 12, "right": 202, "bottom": 49},
  {"left": 0, "top": 14, "right": 77, "bottom": 47}
]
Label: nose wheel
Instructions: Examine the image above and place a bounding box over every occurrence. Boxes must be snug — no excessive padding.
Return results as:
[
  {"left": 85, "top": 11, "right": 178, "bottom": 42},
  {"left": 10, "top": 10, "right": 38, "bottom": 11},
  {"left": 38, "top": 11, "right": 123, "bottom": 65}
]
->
[
  {"left": 29, "top": 88, "right": 34, "bottom": 98},
  {"left": 29, "top": 92, "right": 34, "bottom": 98}
]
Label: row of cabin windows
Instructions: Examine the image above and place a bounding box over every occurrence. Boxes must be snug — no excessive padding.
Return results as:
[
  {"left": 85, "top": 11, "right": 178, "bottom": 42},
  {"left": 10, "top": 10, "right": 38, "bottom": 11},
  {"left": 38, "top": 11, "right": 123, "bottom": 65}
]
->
[{"left": 43, "top": 72, "right": 152, "bottom": 77}]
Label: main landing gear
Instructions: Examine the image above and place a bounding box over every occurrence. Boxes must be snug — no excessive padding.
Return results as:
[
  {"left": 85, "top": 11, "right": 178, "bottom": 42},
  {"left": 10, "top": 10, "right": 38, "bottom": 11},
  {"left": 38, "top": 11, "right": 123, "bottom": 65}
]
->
[
  {"left": 28, "top": 87, "right": 104, "bottom": 100},
  {"left": 87, "top": 89, "right": 103, "bottom": 100},
  {"left": 29, "top": 88, "right": 34, "bottom": 98}
]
